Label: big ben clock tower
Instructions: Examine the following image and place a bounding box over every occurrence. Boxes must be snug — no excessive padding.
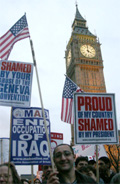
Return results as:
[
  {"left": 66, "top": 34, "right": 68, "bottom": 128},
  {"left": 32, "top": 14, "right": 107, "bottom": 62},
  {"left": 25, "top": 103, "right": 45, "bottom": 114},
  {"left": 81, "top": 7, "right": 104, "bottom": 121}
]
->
[
  {"left": 66, "top": 5, "right": 106, "bottom": 93},
  {"left": 66, "top": 5, "right": 106, "bottom": 145}
]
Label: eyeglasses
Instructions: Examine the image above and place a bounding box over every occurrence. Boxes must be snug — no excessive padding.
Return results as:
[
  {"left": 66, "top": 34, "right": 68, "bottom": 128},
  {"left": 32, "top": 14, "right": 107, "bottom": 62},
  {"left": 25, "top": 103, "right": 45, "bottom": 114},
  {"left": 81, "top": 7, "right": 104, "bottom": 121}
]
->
[{"left": 54, "top": 151, "right": 72, "bottom": 159}]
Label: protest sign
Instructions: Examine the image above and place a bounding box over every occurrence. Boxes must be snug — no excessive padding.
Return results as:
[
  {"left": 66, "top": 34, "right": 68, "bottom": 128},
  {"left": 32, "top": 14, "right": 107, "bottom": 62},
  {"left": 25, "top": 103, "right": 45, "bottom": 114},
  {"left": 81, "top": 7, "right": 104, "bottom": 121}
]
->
[
  {"left": 0, "top": 60, "right": 33, "bottom": 107},
  {"left": 72, "top": 144, "right": 108, "bottom": 159},
  {"left": 11, "top": 107, "right": 51, "bottom": 165},
  {"left": 51, "top": 132, "right": 63, "bottom": 153},
  {"left": 0, "top": 138, "right": 9, "bottom": 164},
  {"left": 74, "top": 93, "right": 119, "bottom": 144}
]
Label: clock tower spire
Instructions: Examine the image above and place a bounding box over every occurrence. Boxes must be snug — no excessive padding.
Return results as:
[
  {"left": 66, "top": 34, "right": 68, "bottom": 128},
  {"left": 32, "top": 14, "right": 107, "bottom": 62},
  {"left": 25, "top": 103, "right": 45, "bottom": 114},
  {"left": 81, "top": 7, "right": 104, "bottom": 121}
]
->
[
  {"left": 65, "top": 5, "right": 106, "bottom": 145},
  {"left": 72, "top": 4, "right": 86, "bottom": 29},
  {"left": 65, "top": 5, "right": 106, "bottom": 93}
]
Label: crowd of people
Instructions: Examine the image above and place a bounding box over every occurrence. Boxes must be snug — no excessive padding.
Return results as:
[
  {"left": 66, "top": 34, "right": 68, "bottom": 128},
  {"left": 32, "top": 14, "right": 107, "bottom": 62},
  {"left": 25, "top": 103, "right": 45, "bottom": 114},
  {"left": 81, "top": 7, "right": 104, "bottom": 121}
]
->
[{"left": 0, "top": 143, "right": 120, "bottom": 184}]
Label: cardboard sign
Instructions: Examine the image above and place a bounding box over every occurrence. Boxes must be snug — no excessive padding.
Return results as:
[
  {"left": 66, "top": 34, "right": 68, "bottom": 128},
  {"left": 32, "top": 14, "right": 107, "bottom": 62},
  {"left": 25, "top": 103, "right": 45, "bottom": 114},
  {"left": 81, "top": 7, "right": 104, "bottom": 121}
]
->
[
  {"left": 51, "top": 132, "right": 63, "bottom": 153},
  {"left": 11, "top": 107, "right": 51, "bottom": 165},
  {"left": 74, "top": 93, "right": 119, "bottom": 144},
  {"left": 0, "top": 60, "right": 33, "bottom": 107}
]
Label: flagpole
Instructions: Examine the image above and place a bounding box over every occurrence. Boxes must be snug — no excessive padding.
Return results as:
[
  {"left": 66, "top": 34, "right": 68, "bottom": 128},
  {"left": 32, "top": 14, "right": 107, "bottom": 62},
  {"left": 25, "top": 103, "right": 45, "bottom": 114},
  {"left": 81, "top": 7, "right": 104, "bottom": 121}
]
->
[{"left": 29, "top": 38, "right": 55, "bottom": 171}]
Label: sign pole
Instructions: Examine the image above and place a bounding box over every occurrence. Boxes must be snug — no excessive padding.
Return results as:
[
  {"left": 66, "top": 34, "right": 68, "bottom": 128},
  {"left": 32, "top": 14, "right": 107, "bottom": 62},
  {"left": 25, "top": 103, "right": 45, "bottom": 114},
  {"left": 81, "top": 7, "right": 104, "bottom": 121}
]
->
[
  {"left": 7, "top": 107, "right": 13, "bottom": 183},
  {"left": 1, "top": 139, "right": 3, "bottom": 164},
  {"left": 31, "top": 165, "right": 34, "bottom": 184},
  {"left": 29, "top": 38, "right": 55, "bottom": 171},
  {"left": 96, "top": 145, "right": 99, "bottom": 183}
]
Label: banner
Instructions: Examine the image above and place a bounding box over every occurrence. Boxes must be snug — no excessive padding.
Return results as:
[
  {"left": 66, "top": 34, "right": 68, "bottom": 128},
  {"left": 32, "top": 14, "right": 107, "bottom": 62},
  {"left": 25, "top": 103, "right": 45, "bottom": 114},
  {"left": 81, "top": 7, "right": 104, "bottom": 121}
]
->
[
  {"left": 0, "top": 138, "right": 9, "bottom": 164},
  {"left": 73, "top": 144, "right": 108, "bottom": 159},
  {"left": 74, "top": 93, "right": 119, "bottom": 144},
  {"left": 0, "top": 60, "right": 33, "bottom": 107},
  {"left": 11, "top": 107, "right": 51, "bottom": 165}
]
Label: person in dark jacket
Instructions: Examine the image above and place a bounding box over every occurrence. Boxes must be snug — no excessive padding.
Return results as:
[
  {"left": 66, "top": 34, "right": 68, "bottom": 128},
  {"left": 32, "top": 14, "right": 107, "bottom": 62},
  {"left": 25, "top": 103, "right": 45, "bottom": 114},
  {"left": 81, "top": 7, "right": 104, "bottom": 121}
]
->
[
  {"left": 98, "top": 156, "right": 116, "bottom": 184},
  {"left": 45, "top": 143, "right": 97, "bottom": 184}
]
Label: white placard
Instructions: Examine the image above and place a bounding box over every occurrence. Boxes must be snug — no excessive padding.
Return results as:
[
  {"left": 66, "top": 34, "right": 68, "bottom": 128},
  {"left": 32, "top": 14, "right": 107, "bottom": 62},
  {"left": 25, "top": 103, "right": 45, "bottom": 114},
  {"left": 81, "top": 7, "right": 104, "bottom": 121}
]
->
[
  {"left": 0, "top": 60, "right": 33, "bottom": 107},
  {"left": 74, "top": 93, "right": 119, "bottom": 144}
]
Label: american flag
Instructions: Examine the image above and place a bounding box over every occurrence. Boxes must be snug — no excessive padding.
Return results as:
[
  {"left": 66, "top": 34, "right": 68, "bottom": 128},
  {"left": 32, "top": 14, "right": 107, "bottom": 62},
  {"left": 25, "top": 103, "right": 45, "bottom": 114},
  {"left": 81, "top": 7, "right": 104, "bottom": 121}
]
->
[
  {"left": 0, "top": 14, "right": 30, "bottom": 60},
  {"left": 61, "top": 76, "right": 83, "bottom": 124}
]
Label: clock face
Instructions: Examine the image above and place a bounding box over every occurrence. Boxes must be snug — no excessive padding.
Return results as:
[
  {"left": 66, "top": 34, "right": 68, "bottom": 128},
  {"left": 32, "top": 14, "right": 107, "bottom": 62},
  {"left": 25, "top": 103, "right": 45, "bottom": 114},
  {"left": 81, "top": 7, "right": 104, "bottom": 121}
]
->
[
  {"left": 80, "top": 44, "right": 96, "bottom": 58},
  {"left": 67, "top": 50, "right": 71, "bottom": 66}
]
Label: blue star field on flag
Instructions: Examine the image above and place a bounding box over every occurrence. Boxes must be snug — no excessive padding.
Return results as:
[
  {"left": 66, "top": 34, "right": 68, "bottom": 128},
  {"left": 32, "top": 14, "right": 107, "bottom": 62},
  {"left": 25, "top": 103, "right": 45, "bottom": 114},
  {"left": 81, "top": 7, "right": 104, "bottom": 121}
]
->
[
  {"left": 10, "top": 15, "right": 28, "bottom": 36},
  {"left": 63, "top": 77, "right": 78, "bottom": 99}
]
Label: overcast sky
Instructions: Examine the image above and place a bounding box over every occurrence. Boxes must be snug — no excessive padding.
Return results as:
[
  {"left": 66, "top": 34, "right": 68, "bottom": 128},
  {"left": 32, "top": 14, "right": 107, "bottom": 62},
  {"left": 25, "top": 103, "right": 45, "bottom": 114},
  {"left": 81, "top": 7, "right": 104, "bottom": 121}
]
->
[{"left": 0, "top": 0, "right": 120, "bottom": 176}]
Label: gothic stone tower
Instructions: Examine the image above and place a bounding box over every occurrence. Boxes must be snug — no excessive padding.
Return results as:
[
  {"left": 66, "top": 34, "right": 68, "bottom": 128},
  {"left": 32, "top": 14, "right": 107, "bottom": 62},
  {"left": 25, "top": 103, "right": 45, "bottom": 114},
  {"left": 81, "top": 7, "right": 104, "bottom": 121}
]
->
[
  {"left": 66, "top": 5, "right": 106, "bottom": 93},
  {"left": 65, "top": 5, "right": 106, "bottom": 145}
]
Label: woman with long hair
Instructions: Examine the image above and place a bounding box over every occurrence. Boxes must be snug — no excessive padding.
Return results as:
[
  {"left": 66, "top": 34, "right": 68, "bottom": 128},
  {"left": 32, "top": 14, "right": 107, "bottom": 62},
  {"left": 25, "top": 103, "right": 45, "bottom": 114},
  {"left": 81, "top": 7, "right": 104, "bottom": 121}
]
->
[{"left": 0, "top": 162, "right": 22, "bottom": 184}]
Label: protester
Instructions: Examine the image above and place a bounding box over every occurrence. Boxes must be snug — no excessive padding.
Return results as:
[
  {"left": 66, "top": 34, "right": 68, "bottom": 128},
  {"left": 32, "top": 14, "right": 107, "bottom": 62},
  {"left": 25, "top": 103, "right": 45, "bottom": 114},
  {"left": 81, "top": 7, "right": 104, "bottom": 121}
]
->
[
  {"left": 98, "top": 156, "right": 115, "bottom": 184},
  {"left": 75, "top": 156, "right": 88, "bottom": 172},
  {"left": 78, "top": 165, "right": 105, "bottom": 184},
  {"left": 0, "top": 162, "right": 22, "bottom": 184},
  {"left": 41, "top": 165, "right": 52, "bottom": 183},
  {"left": 78, "top": 165, "right": 97, "bottom": 181},
  {"left": 88, "top": 159, "right": 96, "bottom": 167},
  {"left": 46, "top": 143, "right": 97, "bottom": 184},
  {"left": 34, "top": 178, "right": 41, "bottom": 184},
  {"left": 110, "top": 173, "right": 120, "bottom": 184}
]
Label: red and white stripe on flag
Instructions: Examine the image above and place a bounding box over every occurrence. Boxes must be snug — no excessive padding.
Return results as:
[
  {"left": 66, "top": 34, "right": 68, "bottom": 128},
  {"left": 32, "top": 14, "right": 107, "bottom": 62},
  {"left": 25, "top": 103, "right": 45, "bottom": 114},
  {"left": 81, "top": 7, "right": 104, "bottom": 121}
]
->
[{"left": 0, "top": 14, "right": 30, "bottom": 60}]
